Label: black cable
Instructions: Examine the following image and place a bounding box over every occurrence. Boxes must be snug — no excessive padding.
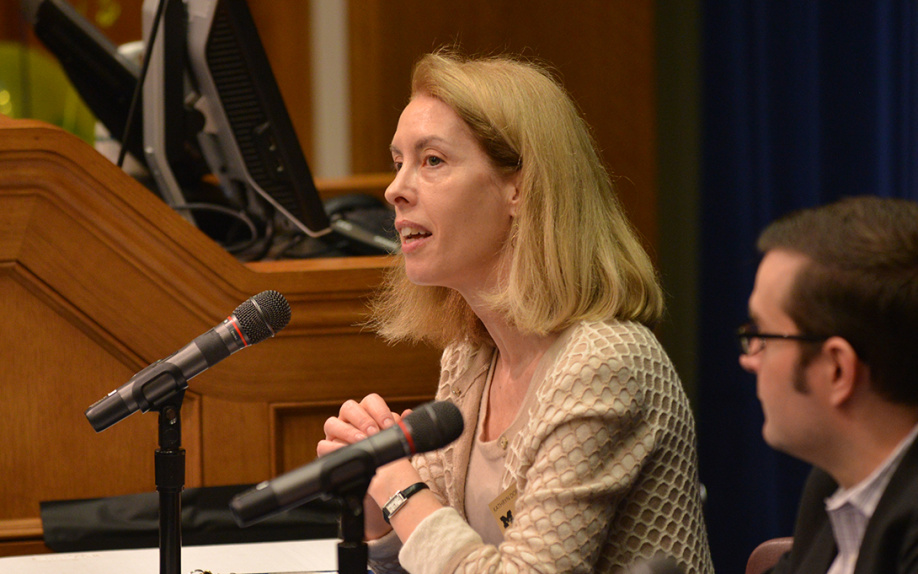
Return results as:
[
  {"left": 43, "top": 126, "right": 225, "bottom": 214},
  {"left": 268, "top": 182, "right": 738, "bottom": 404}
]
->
[
  {"left": 169, "top": 202, "right": 262, "bottom": 253},
  {"left": 117, "top": 0, "right": 170, "bottom": 168}
]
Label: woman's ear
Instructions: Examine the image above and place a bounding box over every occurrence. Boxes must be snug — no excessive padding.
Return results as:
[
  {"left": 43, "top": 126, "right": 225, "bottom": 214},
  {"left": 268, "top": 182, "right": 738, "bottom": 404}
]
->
[{"left": 506, "top": 171, "right": 522, "bottom": 218}]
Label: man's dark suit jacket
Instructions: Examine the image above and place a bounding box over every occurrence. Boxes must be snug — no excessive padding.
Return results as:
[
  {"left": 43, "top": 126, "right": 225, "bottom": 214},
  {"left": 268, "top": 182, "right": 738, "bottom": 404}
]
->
[{"left": 770, "top": 434, "right": 918, "bottom": 573}]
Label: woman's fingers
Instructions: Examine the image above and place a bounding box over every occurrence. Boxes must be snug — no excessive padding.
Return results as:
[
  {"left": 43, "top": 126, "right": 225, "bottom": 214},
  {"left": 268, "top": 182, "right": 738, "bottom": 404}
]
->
[
  {"left": 323, "top": 394, "right": 399, "bottom": 447},
  {"left": 323, "top": 413, "right": 368, "bottom": 444},
  {"left": 316, "top": 438, "right": 348, "bottom": 457},
  {"left": 357, "top": 393, "right": 397, "bottom": 430}
]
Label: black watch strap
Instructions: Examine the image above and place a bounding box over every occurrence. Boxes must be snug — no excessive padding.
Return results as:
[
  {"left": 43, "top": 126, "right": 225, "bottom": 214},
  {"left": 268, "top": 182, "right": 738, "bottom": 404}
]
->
[{"left": 382, "top": 482, "right": 429, "bottom": 524}]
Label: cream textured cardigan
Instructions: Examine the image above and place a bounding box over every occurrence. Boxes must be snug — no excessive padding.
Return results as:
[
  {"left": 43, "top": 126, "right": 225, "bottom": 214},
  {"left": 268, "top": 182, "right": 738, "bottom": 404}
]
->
[{"left": 368, "top": 320, "right": 713, "bottom": 574}]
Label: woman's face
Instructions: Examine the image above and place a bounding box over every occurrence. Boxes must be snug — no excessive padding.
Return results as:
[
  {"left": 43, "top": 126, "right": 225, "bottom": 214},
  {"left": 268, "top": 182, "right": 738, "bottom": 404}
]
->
[{"left": 385, "top": 95, "right": 519, "bottom": 296}]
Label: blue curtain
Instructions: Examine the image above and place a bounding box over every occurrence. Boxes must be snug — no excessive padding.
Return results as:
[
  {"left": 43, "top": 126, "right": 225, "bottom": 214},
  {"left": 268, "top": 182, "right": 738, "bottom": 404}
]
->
[{"left": 697, "top": 1, "right": 918, "bottom": 572}]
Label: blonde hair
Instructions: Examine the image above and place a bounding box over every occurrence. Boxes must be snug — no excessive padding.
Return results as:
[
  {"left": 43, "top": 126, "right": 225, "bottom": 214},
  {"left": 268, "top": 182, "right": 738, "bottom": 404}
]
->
[{"left": 370, "top": 50, "right": 663, "bottom": 347}]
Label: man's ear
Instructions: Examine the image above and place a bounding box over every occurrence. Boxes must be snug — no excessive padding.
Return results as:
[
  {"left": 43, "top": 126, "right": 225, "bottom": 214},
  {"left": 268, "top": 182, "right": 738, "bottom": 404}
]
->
[{"left": 823, "top": 336, "right": 862, "bottom": 407}]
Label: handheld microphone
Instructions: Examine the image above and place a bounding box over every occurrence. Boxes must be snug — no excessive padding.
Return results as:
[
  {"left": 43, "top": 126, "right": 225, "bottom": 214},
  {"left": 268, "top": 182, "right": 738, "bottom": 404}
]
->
[
  {"left": 230, "top": 400, "right": 464, "bottom": 527},
  {"left": 85, "top": 290, "right": 291, "bottom": 432}
]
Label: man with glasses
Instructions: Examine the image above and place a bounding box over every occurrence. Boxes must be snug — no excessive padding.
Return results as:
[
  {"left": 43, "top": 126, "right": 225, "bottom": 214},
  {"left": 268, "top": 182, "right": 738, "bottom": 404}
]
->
[{"left": 737, "top": 196, "right": 918, "bottom": 573}]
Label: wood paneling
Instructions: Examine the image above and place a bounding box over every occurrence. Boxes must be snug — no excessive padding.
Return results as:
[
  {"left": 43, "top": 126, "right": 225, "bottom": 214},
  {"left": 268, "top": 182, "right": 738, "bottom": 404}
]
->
[
  {"left": 0, "top": 115, "right": 439, "bottom": 556},
  {"left": 348, "top": 0, "right": 658, "bottom": 256}
]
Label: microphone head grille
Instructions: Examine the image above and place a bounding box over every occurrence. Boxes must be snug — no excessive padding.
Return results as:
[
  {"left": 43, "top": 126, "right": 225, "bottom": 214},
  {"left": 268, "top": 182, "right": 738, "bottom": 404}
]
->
[
  {"left": 404, "top": 401, "right": 464, "bottom": 454},
  {"left": 234, "top": 290, "right": 291, "bottom": 344}
]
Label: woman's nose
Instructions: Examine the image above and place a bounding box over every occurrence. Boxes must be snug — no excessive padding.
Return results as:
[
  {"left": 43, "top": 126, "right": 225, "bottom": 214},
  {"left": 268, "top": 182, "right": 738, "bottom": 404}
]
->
[{"left": 384, "top": 169, "right": 412, "bottom": 206}]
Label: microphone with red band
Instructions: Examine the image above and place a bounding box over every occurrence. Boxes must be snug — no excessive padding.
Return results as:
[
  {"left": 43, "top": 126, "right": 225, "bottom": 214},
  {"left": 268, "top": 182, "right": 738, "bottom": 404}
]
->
[
  {"left": 85, "top": 290, "right": 291, "bottom": 432},
  {"left": 230, "top": 400, "right": 464, "bottom": 527},
  {"left": 397, "top": 418, "right": 417, "bottom": 453}
]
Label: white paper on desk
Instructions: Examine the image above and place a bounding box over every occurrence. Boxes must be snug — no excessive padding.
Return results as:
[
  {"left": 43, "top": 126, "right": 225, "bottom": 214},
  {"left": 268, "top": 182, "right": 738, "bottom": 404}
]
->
[{"left": 0, "top": 538, "right": 338, "bottom": 574}]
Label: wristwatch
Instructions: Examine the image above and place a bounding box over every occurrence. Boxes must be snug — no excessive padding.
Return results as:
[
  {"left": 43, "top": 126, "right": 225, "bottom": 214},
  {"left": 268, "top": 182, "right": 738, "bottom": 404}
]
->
[{"left": 382, "top": 482, "right": 429, "bottom": 524}]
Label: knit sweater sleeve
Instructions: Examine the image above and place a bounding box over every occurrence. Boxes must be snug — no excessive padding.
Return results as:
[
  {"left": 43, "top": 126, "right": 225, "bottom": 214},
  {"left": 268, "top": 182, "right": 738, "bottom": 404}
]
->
[{"left": 392, "top": 321, "right": 713, "bottom": 574}]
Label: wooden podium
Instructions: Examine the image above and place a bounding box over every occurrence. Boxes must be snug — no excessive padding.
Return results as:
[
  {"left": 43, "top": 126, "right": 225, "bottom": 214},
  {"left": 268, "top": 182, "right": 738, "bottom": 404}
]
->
[{"left": 0, "top": 115, "right": 440, "bottom": 556}]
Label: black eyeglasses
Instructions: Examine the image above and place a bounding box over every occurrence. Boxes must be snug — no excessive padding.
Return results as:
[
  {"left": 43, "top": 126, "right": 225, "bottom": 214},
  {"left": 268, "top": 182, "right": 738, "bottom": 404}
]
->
[{"left": 736, "top": 323, "right": 828, "bottom": 355}]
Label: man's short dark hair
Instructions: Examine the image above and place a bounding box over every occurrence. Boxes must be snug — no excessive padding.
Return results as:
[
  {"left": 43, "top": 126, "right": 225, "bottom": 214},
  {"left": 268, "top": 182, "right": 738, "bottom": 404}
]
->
[{"left": 757, "top": 196, "right": 918, "bottom": 404}]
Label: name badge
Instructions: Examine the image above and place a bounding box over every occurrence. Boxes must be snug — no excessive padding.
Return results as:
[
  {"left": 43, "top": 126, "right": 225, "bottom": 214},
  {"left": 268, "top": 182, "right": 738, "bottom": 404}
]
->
[{"left": 489, "top": 482, "right": 518, "bottom": 532}]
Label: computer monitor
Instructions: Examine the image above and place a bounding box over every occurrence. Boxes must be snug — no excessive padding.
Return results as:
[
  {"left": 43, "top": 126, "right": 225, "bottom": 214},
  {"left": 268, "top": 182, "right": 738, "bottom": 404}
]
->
[
  {"left": 21, "top": 0, "right": 146, "bottom": 165},
  {"left": 23, "top": 0, "right": 396, "bottom": 258}
]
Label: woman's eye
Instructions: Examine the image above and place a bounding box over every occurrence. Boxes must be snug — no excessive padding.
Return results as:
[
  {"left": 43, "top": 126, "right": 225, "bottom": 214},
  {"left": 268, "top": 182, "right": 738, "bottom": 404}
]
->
[
  {"left": 393, "top": 160, "right": 403, "bottom": 172},
  {"left": 425, "top": 155, "right": 443, "bottom": 167}
]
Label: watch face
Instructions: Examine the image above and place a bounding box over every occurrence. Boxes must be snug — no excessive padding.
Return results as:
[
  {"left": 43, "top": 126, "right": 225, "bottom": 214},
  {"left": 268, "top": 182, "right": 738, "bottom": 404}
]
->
[
  {"left": 383, "top": 483, "right": 428, "bottom": 522},
  {"left": 386, "top": 492, "right": 407, "bottom": 512},
  {"left": 383, "top": 491, "right": 407, "bottom": 522}
]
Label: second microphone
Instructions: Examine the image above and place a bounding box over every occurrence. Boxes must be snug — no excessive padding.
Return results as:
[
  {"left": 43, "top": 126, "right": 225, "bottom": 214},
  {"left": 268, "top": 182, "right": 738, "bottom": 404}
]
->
[{"left": 230, "top": 400, "right": 464, "bottom": 527}]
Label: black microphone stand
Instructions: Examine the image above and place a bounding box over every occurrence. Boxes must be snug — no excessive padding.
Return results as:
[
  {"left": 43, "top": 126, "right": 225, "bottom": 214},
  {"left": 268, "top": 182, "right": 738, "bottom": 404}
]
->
[
  {"left": 154, "top": 388, "right": 186, "bottom": 574},
  {"left": 323, "top": 452, "right": 376, "bottom": 574},
  {"left": 335, "top": 485, "right": 370, "bottom": 574},
  {"left": 148, "top": 2, "right": 190, "bottom": 566}
]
